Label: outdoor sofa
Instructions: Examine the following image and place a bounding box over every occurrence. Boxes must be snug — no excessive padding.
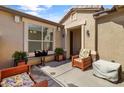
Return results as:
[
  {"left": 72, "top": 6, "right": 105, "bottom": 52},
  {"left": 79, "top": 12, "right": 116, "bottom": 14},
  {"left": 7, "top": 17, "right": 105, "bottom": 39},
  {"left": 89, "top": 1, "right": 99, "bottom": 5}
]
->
[{"left": 0, "top": 65, "right": 48, "bottom": 87}]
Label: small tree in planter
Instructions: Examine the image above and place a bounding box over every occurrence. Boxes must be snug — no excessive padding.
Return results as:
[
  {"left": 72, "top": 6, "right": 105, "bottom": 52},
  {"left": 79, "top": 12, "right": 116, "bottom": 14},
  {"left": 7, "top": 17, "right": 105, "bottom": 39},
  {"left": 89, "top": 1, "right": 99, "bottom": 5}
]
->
[
  {"left": 55, "top": 48, "right": 64, "bottom": 61},
  {"left": 12, "top": 51, "right": 28, "bottom": 66}
]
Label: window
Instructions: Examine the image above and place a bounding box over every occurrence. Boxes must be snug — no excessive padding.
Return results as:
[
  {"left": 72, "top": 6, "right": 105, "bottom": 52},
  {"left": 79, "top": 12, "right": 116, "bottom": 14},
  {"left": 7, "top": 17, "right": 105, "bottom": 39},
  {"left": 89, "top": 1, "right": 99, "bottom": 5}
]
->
[
  {"left": 71, "top": 12, "right": 77, "bottom": 21},
  {"left": 28, "top": 24, "right": 54, "bottom": 53},
  {"left": 43, "top": 27, "right": 53, "bottom": 51}
]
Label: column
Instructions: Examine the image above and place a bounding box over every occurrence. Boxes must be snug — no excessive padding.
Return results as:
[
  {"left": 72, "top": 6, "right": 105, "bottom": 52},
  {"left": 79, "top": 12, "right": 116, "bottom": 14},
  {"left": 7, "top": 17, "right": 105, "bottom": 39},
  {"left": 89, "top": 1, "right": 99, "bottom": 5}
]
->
[
  {"left": 81, "top": 24, "right": 85, "bottom": 49},
  {"left": 65, "top": 28, "right": 70, "bottom": 59}
]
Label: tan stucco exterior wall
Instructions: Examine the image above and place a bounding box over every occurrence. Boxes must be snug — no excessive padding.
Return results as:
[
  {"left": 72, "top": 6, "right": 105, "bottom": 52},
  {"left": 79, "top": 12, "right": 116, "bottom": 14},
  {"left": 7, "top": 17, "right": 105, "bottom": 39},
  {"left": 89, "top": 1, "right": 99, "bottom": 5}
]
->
[
  {"left": 62, "top": 11, "right": 96, "bottom": 58},
  {"left": 55, "top": 30, "right": 62, "bottom": 48},
  {"left": 0, "top": 11, "right": 24, "bottom": 69},
  {"left": 79, "top": 13, "right": 96, "bottom": 50},
  {"left": 96, "top": 9, "right": 124, "bottom": 68},
  {"left": 0, "top": 11, "right": 62, "bottom": 69}
]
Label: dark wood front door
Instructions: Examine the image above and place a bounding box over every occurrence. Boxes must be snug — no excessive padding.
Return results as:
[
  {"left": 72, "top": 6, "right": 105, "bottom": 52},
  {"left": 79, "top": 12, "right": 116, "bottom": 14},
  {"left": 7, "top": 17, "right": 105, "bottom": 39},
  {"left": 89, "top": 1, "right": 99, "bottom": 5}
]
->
[{"left": 70, "top": 29, "right": 81, "bottom": 57}]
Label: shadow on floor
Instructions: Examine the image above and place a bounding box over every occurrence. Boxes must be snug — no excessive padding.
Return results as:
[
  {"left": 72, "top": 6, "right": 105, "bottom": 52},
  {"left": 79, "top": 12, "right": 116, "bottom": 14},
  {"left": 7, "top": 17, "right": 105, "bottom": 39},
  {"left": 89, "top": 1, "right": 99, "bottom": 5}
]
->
[
  {"left": 42, "top": 60, "right": 71, "bottom": 67},
  {"left": 119, "top": 71, "right": 124, "bottom": 83},
  {"left": 31, "top": 66, "right": 61, "bottom": 87},
  {"left": 31, "top": 60, "right": 71, "bottom": 87},
  {"left": 67, "top": 83, "right": 78, "bottom": 87}
]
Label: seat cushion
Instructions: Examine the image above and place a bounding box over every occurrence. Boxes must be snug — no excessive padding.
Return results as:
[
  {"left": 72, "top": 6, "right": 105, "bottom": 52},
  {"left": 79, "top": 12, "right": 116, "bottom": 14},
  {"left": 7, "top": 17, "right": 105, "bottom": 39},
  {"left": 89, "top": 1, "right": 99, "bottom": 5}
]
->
[
  {"left": 74, "top": 58, "right": 82, "bottom": 63},
  {"left": 1, "top": 72, "right": 34, "bottom": 87},
  {"left": 79, "top": 49, "right": 90, "bottom": 59}
]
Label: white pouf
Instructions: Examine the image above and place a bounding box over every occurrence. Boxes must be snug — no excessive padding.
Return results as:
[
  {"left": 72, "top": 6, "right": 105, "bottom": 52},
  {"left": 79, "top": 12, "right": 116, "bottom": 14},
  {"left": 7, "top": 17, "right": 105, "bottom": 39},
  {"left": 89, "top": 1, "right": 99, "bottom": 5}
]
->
[{"left": 93, "top": 60, "right": 122, "bottom": 83}]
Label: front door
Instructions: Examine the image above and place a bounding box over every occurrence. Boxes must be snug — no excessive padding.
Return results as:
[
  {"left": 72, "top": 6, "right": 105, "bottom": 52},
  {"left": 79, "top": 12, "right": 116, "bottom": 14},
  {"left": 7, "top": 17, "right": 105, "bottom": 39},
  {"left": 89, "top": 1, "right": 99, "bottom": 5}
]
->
[{"left": 70, "top": 30, "right": 81, "bottom": 56}]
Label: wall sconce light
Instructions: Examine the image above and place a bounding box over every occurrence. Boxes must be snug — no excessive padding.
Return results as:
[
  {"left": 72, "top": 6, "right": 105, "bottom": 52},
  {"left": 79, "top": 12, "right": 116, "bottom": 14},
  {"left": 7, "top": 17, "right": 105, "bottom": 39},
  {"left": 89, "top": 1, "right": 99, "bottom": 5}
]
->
[
  {"left": 62, "top": 34, "right": 65, "bottom": 38},
  {"left": 86, "top": 30, "right": 90, "bottom": 37}
]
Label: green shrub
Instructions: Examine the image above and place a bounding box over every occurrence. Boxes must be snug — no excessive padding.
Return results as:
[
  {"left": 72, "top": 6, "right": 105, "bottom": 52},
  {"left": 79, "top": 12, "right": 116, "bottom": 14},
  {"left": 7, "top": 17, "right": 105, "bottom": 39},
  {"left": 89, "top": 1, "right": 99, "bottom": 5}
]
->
[
  {"left": 55, "top": 48, "right": 64, "bottom": 55},
  {"left": 12, "top": 51, "right": 28, "bottom": 65}
]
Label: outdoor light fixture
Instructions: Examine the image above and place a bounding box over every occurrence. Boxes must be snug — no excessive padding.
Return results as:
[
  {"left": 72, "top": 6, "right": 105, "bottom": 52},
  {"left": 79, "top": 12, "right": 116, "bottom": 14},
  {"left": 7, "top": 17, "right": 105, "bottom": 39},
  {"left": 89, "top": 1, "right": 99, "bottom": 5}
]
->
[
  {"left": 14, "top": 16, "right": 21, "bottom": 23},
  {"left": 86, "top": 30, "right": 90, "bottom": 37},
  {"left": 62, "top": 33, "right": 65, "bottom": 38}
]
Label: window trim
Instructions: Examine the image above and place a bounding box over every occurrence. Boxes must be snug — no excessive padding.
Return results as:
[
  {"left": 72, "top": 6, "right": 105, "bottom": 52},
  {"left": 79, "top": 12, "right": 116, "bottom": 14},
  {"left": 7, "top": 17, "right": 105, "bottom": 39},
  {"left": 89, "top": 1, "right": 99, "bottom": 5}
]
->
[{"left": 24, "top": 23, "right": 55, "bottom": 55}]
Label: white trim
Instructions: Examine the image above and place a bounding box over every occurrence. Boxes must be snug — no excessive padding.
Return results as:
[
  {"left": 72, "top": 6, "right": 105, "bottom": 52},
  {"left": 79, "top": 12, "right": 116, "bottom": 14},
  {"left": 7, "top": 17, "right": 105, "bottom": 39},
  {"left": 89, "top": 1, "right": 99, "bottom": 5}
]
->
[
  {"left": 48, "top": 51, "right": 54, "bottom": 55},
  {"left": 65, "top": 29, "right": 67, "bottom": 51},
  {"left": 24, "top": 22, "right": 28, "bottom": 52},
  {"left": 41, "top": 26, "right": 43, "bottom": 50},
  {"left": 24, "top": 22, "right": 55, "bottom": 53},
  {"left": 28, "top": 40, "right": 42, "bottom": 42},
  {"left": 53, "top": 28, "right": 56, "bottom": 51},
  {"left": 81, "top": 24, "right": 85, "bottom": 49},
  {"left": 28, "top": 51, "right": 54, "bottom": 57}
]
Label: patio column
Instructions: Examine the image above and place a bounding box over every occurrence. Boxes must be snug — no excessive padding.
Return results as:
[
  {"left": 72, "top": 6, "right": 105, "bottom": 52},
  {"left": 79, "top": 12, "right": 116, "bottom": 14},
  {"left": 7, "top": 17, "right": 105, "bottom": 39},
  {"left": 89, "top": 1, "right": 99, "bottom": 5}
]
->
[
  {"left": 65, "top": 28, "right": 70, "bottom": 59},
  {"left": 81, "top": 24, "right": 85, "bottom": 49}
]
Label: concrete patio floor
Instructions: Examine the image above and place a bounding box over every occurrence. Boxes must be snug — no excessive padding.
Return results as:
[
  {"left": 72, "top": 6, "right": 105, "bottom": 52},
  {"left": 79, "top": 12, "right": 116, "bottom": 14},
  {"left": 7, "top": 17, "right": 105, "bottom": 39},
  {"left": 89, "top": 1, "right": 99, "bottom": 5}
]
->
[
  {"left": 31, "top": 60, "right": 124, "bottom": 87},
  {"left": 31, "top": 60, "right": 70, "bottom": 87}
]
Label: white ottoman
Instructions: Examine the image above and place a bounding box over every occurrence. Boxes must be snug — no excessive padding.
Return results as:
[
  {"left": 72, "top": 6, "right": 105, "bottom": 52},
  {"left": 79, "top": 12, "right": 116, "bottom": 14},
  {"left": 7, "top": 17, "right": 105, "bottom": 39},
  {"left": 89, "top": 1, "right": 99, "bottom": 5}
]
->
[{"left": 93, "top": 60, "right": 122, "bottom": 83}]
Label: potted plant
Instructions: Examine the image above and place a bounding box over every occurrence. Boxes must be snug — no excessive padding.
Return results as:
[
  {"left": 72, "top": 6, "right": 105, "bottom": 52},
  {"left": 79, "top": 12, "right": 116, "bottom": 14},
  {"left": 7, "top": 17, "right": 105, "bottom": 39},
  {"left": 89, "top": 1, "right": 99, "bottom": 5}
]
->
[
  {"left": 12, "top": 51, "right": 28, "bottom": 66},
  {"left": 55, "top": 48, "right": 64, "bottom": 61}
]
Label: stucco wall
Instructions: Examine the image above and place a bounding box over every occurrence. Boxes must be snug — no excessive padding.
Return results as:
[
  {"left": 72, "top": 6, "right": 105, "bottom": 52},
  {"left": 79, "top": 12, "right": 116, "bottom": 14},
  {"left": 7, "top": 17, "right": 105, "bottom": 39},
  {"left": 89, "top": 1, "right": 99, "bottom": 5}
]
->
[
  {"left": 55, "top": 30, "right": 62, "bottom": 48},
  {"left": 79, "top": 13, "right": 96, "bottom": 50},
  {"left": 0, "top": 11, "right": 62, "bottom": 69},
  {"left": 0, "top": 11, "right": 23, "bottom": 69},
  {"left": 97, "top": 9, "right": 124, "bottom": 68}
]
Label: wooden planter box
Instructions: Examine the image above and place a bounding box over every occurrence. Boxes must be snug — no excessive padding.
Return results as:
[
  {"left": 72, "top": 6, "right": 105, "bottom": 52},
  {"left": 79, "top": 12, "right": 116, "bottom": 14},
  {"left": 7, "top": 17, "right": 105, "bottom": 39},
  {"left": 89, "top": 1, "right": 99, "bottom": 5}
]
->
[
  {"left": 18, "top": 61, "right": 26, "bottom": 66},
  {"left": 14, "top": 60, "right": 27, "bottom": 66},
  {"left": 55, "top": 54, "right": 64, "bottom": 61}
]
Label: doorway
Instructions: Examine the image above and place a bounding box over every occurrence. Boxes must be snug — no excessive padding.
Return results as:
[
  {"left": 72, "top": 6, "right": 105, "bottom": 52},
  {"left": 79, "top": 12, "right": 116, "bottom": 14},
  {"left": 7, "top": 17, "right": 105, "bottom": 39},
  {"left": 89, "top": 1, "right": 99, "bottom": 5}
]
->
[{"left": 70, "top": 28, "right": 81, "bottom": 57}]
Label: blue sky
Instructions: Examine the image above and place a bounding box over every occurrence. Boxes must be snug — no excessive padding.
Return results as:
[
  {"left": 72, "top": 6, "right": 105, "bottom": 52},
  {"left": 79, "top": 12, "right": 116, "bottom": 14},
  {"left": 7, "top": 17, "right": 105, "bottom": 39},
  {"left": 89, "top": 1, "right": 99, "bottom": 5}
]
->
[{"left": 8, "top": 5, "right": 113, "bottom": 22}]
